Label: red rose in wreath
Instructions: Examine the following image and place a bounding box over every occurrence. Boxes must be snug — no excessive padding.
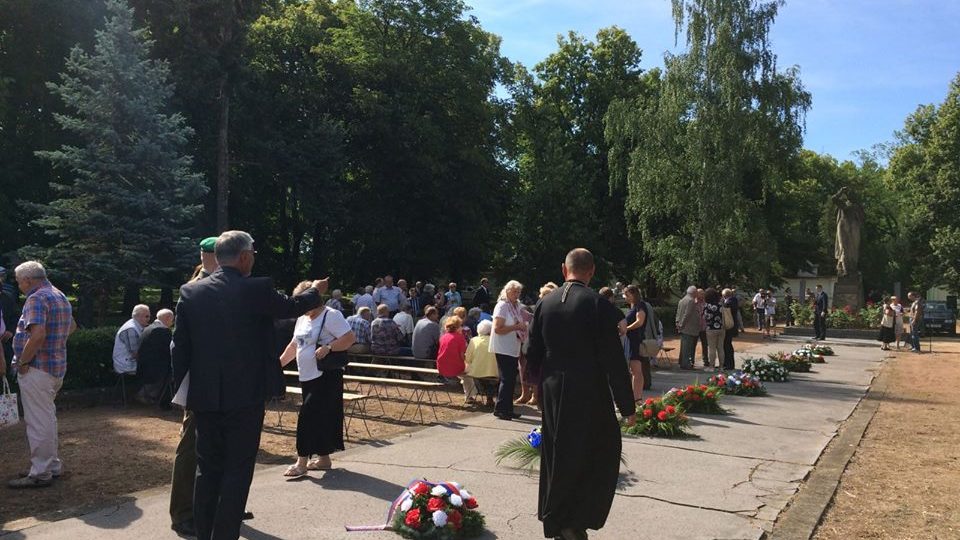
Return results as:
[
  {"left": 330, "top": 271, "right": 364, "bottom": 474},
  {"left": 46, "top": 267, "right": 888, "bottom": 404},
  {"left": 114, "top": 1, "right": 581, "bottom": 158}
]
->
[
  {"left": 412, "top": 482, "right": 430, "bottom": 495},
  {"left": 665, "top": 405, "right": 676, "bottom": 414},
  {"left": 448, "top": 509, "right": 463, "bottom": 529},
  {"left": 657, "top": 411, "right": 668, "bottom": 421},
  {"left": 706, "top": 392, "right": 714, "bottom": 399},
  {"left": 643, "top": 408, "right": 654, "bottom": 419},
  {"left": 465, "top": 497, "right": 478, "bottom": 509},
  {"left": 405, "top": 508, "right": 422, "bottom": 528},
  {"left": 427, "top": 497, "right": 445, "bottom": 512},
  {"left": 645, "top": 398, "right": 655, "bottom": 406}
]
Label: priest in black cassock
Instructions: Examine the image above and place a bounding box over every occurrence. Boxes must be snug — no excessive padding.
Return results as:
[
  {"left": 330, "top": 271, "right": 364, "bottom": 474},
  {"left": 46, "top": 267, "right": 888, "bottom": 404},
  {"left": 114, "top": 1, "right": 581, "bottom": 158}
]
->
[{"left": 526, "top": 248, "right": 636, "bottom": 540}]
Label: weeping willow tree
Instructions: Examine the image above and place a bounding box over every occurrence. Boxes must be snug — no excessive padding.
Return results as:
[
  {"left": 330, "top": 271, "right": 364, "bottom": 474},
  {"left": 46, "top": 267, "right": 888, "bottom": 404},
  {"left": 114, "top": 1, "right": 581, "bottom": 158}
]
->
[{"left": 605, "top": 0, "right": 810, "bottom": 290}]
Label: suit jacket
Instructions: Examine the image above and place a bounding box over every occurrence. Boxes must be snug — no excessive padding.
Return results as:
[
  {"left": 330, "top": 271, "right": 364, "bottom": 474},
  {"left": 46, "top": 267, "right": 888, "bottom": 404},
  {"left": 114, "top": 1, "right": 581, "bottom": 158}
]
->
[
  {"left": 172, "top": 267, "right": 321, "bottom": 412},
  {"left": 675, "top": 295, "right": 700, "bottom": 336},
  {"left": 815, "top": 292, "right": 829, "bottom": 314},
  {"left": 472, "top": 285, "right": 491, "bottom": 308},
  {"left": 137, "top": 320, "right": 172, "bottom": 383}
]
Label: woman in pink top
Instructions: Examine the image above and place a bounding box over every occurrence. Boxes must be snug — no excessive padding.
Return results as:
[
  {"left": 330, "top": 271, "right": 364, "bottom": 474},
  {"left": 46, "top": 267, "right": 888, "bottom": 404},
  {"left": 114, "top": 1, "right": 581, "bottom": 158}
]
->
[{"left": 436, "top": 315, "right": 467, "bottom": 378}]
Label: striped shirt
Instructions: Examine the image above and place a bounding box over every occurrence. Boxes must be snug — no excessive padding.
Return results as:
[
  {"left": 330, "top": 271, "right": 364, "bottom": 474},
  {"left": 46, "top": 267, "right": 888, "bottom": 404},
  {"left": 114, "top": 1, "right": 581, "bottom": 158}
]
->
[{"left": 13, "top": 280, "right": 73, "bottom": 378}]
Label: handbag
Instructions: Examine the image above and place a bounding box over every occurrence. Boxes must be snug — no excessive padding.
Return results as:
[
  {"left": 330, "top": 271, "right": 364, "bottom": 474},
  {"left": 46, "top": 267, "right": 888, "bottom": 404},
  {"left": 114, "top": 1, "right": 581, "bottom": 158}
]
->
[
  {"left": 637, "top": 302, "right": 661, "bottom": 357},
  {"left": 315, "top": 310, "right": 350, "bottom": 371},
  {"left": 722, "top": 306, "right": 735, "bottom": 330},
  {"left": 1, "top": 377, "right": 19, "bottom": 430}
]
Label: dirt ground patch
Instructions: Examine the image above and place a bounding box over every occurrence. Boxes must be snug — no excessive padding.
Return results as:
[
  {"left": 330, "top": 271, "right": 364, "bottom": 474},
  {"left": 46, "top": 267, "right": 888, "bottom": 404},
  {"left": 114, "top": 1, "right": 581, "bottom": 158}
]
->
[{"left": 814, "top": 340, "right": 960, "bottom": 539}]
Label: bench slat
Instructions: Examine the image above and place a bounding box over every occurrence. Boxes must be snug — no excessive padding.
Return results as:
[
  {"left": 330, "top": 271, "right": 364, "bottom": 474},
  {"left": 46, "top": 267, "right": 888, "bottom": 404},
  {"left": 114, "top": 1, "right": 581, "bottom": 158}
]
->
[{"left": 283, "top": 386, "right": 370, "bottom": 401}]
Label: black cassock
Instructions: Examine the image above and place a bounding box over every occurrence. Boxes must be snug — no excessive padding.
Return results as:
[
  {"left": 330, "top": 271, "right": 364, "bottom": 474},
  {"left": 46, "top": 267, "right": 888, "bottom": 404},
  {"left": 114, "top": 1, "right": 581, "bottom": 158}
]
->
[{"left": 526, "top": 280, "right": 634, "bottom": 538}]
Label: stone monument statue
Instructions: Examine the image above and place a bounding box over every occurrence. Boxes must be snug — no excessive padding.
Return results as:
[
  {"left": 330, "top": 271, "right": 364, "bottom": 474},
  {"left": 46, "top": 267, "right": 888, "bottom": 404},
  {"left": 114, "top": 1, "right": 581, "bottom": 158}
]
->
[{"left": 833, "top": 186, "right": 865, "bottom": 277}]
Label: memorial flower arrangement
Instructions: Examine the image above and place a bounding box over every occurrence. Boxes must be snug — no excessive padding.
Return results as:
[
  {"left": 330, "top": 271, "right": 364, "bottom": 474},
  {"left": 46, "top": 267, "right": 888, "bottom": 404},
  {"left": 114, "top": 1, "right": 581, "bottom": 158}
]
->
[
  {"left": 742, "top": 357, "right": 790, "bottom": 382},
  {"left": 708, "top": 371, "right": 767, "bottom": 396},
  {"left": 622, "top": 397, "right": 690, "bottom": 437},
  {"left": 390, "top": 481, "right": 485, "bottom": 539},
  {"left": 800, "top": 343, "right": 834, "bottom": 357},
  {"left": 662, "top": 383, "right": 727, "bottom": 414},
  {"left": 767, "top": 351, "right": 812, "bottom": 372},
  {"left": 791, "top": 347, "right": 826, "bottom": 364},
  {"left": 494, "top": 426, "right": 542, "bottom": 470}
]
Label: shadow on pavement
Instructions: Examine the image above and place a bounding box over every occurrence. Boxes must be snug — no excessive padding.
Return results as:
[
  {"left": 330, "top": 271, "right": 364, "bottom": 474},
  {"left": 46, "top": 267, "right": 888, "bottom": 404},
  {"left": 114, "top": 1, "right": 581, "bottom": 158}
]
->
[{"left": 307, "top": 468, "right": 405, "bottom": 502}]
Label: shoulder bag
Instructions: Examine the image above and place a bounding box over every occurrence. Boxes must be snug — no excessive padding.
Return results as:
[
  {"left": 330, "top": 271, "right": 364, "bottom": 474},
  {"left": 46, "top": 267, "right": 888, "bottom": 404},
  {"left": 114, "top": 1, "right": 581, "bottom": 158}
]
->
[
  {"left": 638, "top": 302, "right": 662, "bottom": 357},
  {"left": 1, "top": 377, "right": 20, "bottom": 430},
  {"left": 315, "top": 310, "right": 351, "bottom": 371}
]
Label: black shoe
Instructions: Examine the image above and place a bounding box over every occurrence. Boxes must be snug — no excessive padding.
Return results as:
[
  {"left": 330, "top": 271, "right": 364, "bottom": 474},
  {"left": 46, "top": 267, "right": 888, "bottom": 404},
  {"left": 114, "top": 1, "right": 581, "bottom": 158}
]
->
[
  {"left": 493, "top": 412, "right": 514, "bottom": 421},
  {"left": 560, "top": 528, "right": 588, "bottom": 540},
  {"left": 242, "top": 511, "right": 254, "bottom": 521},
  {"left": 171, "top": 519, "right": 197, "bottom": 538}
]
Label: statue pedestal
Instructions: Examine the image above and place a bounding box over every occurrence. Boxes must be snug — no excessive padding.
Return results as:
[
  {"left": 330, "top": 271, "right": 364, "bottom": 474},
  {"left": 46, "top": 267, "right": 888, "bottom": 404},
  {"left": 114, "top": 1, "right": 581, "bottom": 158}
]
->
[{"left": 833, "top": 274, "right": 863, "bottom": 310}]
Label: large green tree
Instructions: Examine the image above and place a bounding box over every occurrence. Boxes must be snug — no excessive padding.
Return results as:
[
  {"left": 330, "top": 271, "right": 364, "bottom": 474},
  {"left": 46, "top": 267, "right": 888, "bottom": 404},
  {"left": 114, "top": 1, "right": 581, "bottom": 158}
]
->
[
  {"left": 889, "top": 73, "right": 960, "bottom": 293},
  {"left": 501, "top": 28, "right": 655, "bottom": 290},
  {"left": 606, "top": 0, "right": 810, "bottom": 290},
  {"left": 26, "top": 0, "right": 206, "bottom": 324}
]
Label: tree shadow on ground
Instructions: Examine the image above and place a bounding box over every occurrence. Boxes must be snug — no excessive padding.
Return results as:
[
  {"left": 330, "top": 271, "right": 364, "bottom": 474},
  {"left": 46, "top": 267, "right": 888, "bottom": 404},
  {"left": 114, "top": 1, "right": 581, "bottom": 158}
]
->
[{"left": 75, "top": 496, "right": 143, "bottom": 530}]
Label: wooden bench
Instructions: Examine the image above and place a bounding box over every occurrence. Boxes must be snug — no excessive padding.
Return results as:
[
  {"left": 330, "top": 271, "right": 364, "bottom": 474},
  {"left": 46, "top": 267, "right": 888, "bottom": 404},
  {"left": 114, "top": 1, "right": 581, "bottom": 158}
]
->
[
  {"left": 280, "top": 386, "right": 375, "bottom": 439},
  {"left": 348, "top": 353, "right": 436, "bottom": 366}
]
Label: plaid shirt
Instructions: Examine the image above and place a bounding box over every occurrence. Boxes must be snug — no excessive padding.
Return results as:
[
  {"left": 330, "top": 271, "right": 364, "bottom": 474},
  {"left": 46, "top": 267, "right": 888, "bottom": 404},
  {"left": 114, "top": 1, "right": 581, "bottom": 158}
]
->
[
  {"left": 346, "top": 314, "right": 371, "bottom": 345},
  {"left": 370, "top": 317, "right": 404, "bottom": 355},
  {"left": 14, "top": 280, "right": 73, "bottom": 378}
]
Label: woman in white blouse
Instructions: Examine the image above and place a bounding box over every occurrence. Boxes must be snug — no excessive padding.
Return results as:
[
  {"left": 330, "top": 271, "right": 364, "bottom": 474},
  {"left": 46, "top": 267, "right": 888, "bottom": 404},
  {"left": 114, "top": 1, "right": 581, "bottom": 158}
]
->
[
  {"left": 489, "top": 280, "right": 526, "bottom": 421},
  {"left": 279, "top": 281, "right": 356, "bottom": 477}
]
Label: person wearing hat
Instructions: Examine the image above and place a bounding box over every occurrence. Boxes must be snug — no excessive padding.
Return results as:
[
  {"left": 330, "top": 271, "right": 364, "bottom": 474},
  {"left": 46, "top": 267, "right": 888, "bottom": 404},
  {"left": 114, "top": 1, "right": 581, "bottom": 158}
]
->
[{"left": 168, "top": 236, "right": 225, "bottom": 537}]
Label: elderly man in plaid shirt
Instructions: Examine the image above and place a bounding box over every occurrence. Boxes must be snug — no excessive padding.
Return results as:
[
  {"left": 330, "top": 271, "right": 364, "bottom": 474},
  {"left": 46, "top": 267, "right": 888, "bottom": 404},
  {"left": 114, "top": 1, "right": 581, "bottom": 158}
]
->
[{"left": 9, "top": 261, "right": 75, "bottom": 489}]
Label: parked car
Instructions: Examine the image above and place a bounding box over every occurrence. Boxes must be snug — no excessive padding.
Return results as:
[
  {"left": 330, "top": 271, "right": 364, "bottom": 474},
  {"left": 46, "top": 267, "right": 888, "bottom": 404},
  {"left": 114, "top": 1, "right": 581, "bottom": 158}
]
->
[{"left": 922, "top": 301, "right": 957, "bottom": 335}]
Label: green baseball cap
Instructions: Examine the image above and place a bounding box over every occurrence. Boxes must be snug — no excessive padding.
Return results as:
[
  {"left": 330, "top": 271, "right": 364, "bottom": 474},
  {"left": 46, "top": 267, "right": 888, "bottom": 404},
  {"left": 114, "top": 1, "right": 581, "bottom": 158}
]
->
[{"left": 199, "top": 236, "right": 218, "bottom": 253}]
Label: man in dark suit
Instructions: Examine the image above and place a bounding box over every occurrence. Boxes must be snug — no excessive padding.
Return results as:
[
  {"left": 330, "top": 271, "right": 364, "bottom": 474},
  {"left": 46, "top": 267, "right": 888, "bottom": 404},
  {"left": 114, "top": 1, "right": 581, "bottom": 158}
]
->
[
  {"left": 814, "top": 284, "right": 829, "bottom": 340},
  {"left": 472, "top": 277, "right": 491, "bottom": 308},
  {"left": 136, "top": 308, "right": 174, "bottom": 405},
  {"left": 172, "top": 230, "right": 326, "bottom": 540}
]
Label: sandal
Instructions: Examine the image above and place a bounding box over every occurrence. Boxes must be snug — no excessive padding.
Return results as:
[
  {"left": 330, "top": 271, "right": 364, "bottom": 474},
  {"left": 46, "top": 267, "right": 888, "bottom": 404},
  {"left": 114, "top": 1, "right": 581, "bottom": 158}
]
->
[
  {"left": 283, "top": 464, "right": 308, "bottom": 478},
  {"left": 306, "top": 457, "right": 332, "bottom": 470}
]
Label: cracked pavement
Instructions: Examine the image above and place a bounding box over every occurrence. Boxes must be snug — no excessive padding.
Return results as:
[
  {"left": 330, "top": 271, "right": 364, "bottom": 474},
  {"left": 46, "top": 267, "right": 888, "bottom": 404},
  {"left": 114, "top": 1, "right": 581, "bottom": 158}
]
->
[{"left": 3, "top": 339, "right": 881, "bottom": 539}]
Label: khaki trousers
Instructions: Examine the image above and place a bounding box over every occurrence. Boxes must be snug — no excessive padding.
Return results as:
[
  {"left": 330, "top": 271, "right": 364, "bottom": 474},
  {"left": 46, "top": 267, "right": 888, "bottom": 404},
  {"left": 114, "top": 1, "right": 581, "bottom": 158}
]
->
[
  {"left": 18, "top": 367, "right": 64, "bottom": 480},
  {"left": 705, "top": 329, "right": 725, "bottom": 368}
]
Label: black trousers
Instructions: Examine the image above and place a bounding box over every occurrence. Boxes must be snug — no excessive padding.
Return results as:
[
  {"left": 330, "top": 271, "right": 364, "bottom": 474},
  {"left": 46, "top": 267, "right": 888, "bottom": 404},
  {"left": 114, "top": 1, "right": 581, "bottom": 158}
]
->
[
  {"left": 194, "top": 404, "right": 265, "bottom": 540},
  {"left": 698, "top": 330, "right": 708, "bottom": 362},
  {"left": 297, "top": 372, "right": 345, "bottom": 457},
  {"left": 495, "top": 353, "right": 518, "bottom": 416},
  {"left": 722, "top": 331, "right": 736, "bottom": 371},
  {"left": 813, "top": 313, "right": 827, "bottom": 340}
]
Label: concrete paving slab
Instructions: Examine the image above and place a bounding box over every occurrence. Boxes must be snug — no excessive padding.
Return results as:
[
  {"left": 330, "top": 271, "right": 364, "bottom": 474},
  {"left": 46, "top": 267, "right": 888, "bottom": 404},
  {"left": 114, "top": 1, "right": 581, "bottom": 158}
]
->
[{"left": 3, "top": 340, "right": 885, "bottom": 540}]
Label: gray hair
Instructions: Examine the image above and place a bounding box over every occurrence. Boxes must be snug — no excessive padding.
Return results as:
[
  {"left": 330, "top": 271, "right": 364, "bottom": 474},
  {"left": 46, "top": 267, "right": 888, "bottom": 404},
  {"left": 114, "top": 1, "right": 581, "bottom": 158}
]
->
[
  {"left": 215, "top": 230, "right": 255, "bottom": 266},
  {"left": 365, "top": 285, "right": 374, "bottom": 294},
  {"left": 357, "top": 306, "right": 371, "bottom": 316},
  {"left": 477, "top": 319, "right": 493, "bottom": 336},
  {"left": 498, "top": 280, "right": 523, "bottom": 302},
  {"left": 132, "top": 304, "right": 150, "bottom": 317},
  {"left": 156, "top": 308, "right": 174, "bottom": 320},
  {"left": 468, "top": 307, "right": 481, "bottom": 319},
  {"left": 686, "top": 286, "right": 697, "bottom": 295},
  {"left": 331, "top": 289, "right": 342, "bottom": 298},
  {"left": 15, "top": 261, "right": 47, "bottom": 280}
]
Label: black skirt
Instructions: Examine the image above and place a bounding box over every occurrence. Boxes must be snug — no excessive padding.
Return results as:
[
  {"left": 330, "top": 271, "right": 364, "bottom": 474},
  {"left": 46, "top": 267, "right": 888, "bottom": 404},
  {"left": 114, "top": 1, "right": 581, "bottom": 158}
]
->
[
  {"left": 296, "top": 370, "right": 345, "bottom": 457},
  {"left": 878, "top": 325, "right": 895, "bottom": 344}
]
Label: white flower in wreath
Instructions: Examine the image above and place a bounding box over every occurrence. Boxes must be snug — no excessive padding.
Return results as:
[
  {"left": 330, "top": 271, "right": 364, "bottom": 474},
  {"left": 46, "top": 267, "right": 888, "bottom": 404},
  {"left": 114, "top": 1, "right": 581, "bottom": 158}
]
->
[
  {"left": 432, "top": 510, "right": 448, "bottom": 527},
  {"left": 459, "top": 489, "right": 472, "bottom": 500},
  {"left": 431, "top": 485, "right": 448, "bottom": 497},
  {"left": 449, "top": 494, "right": 463, "bottom": 507},
  {"left": 400, "top": 498, "right": 413, "bottom": 512}
]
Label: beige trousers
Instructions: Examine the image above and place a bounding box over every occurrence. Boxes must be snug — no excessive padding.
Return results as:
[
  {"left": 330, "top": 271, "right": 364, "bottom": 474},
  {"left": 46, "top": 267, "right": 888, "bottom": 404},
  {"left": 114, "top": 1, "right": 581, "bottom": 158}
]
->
[
  {"left": 18, "top": 367, "right": 64, "bottom": 480},
  {"left": 459, "top": 375, "right": 477, "bottom": 400},
  {"left": 705, "top": 329, "right": 725, "bottom": 368}
]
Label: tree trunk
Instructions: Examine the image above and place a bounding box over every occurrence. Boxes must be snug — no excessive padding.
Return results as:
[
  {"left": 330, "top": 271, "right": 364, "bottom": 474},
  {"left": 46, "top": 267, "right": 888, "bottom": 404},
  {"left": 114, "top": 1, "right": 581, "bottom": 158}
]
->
[
  {"left": 122, "top": 283, "right": 141, "bottom": 317},
  {"left": 159, "top": 287, "right": 174, "bottom": 309},
  {"left": 215, "top": 74, "right": 230, "bottom": 232}
]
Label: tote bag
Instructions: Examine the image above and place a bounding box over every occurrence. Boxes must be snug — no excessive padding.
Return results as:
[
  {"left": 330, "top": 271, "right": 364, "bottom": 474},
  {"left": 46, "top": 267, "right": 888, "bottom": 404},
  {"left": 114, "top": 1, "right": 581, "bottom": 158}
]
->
[
  {"left": 722, "top": 306, "right": 735, "bottom": 330},
  {"left": 1, "top": 377, "right": 19, "bottom": 430},
  {"left": 638, "top": 302, "right": 662, "bottom": 357}
]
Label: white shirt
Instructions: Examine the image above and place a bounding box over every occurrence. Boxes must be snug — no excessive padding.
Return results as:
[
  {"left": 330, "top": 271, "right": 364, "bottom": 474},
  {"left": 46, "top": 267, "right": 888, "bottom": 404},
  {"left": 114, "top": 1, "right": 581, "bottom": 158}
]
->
[
  {"left": 489, "top": 300, "right": 522, "bottom": 357},
  {"left": 393, "top": 311, "right": 414, "bottom": 335},
  {"left": 112, "top": 318, "right": 144, "bottom": 374},
  {"left": 765, "top": 296, "right": 777, "bottom": 315},
  {"left": 293, "top": 307, "right": 352, "bottom": 382}
]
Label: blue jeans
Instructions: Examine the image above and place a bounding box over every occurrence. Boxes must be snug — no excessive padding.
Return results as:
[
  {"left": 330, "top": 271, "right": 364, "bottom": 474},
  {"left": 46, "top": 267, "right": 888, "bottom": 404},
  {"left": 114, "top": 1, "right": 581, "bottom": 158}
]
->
[{"left": 911, "top": 324, "right": 923, "bottom": 351}]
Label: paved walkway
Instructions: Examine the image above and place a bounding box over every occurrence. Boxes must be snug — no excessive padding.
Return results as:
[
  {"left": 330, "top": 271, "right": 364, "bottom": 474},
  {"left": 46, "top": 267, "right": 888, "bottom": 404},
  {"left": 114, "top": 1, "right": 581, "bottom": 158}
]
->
[{"left": 2, "top": 340, "right": 883, "bottom": 540}]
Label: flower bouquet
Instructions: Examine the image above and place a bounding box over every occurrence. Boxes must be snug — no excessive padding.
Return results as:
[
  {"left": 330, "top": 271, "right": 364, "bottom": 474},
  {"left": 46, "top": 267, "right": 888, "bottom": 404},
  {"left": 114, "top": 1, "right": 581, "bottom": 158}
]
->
[
  {"left": 708, "top": 371, "right": 767, "bottom": 396},
  {"left": 767, "top": 351, "right": 812, "bottom": 372},
  {"left": 791, "top": 348, "right": 825, "bottom": 364},
  {"left": 662, "top": 383, "right": 727, "bottom": 414},
  {"left": 742, "top": 357, "right": 790, "bottom": 382},
  {"left": 494, "top": 427, "right": 542, "bottom": 470},
  {"left": 622, "top": 398, "right": 690, "bottom": 437},
  {"left": 344, "top": 480, "right": 485, "bottom": 539},
  {"left": 797, "top": 345, "right": 829, "bottom": 361}
]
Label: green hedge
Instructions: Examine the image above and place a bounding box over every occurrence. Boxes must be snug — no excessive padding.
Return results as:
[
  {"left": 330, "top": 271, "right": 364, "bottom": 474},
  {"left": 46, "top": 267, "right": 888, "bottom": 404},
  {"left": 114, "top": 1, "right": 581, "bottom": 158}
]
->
[{"left": 63, "top": 326, "right": 119, "bottom": 391}]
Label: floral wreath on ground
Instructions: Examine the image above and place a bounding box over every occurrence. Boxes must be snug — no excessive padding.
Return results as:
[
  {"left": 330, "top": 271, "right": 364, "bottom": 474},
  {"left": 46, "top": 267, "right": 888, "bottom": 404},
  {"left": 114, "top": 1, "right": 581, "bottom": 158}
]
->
[
  {"left": 742, "top": 357, "right": 791, "bottom": 382},
  {"left": 767, "top": 351, "right": 812, "bottom": 372},
  {"left": 708, "top": 371, "right": 767, "bottom": 396},
  {"left": 793, "top": 347, "right": 827, "bottom": 363},
  {"left": 391, "top": 480, "right": 484, "bottom": 539},
  {"left": 801, "top": 343, "right": 834, "bottom": 356},
  {"left": 622, "top": 397, "right": 690, "bottom": 437},
  {"left": 662, "top": 383, "right": 727, "bottom": 414}
]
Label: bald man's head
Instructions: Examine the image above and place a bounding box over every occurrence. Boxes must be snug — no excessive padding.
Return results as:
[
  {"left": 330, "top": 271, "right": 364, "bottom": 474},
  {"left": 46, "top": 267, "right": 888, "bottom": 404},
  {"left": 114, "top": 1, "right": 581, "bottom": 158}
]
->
[{"left": 564, "top": 248, "right": 594, "bottom": 274}]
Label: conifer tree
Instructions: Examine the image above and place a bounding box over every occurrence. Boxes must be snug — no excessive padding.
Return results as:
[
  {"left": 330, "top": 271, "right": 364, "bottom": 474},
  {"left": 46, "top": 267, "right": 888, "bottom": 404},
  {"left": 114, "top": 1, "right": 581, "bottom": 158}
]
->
[{"left": 26, "top": 0, "right": 206, "bottom": 322}]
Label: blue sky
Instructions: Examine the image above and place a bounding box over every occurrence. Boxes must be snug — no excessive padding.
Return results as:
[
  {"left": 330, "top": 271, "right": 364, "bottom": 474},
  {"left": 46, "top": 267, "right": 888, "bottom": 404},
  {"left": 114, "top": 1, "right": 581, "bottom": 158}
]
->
[{"left": 467, "top": 0, "right": 960, "bottom": 162}]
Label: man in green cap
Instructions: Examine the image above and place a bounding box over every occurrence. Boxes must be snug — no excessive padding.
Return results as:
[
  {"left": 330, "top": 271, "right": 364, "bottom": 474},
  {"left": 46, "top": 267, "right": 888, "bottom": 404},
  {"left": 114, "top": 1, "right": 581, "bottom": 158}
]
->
[{"left": 169, "top": 236, "right": 224, "bottom": 537}]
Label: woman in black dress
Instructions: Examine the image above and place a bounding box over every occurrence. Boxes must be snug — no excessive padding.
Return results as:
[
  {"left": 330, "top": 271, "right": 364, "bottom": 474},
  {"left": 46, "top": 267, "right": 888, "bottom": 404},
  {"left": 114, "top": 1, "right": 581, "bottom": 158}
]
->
[{"left": 878, "top": 299, "right": 896, "bottom": 351}]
